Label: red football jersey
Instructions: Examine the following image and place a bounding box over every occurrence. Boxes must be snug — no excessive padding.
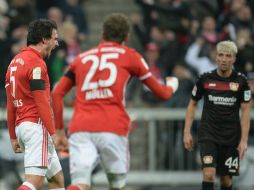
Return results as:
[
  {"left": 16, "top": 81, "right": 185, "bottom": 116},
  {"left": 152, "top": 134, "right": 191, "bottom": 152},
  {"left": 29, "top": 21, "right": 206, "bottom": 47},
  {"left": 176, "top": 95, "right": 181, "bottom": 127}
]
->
[
  {"left": 5, "top": 47, "right": 51, "bottom": 126},
  {"left": 53, "top": 42, "right": 172, "bottom": 136}
]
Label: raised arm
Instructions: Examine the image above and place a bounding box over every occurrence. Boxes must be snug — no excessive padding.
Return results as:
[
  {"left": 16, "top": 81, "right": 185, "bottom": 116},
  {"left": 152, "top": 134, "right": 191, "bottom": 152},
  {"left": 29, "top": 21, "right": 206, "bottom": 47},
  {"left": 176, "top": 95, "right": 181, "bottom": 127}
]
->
[{"left": 130, "top": 49, "right": 178, "bottom": 99}]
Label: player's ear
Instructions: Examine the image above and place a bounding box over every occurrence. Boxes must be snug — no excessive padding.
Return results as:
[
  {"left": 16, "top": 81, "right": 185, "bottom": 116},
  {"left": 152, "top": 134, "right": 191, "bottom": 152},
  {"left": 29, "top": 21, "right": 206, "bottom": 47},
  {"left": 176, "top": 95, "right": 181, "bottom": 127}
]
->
[
  {"left": 42, "top": 38, "right": 48, "bottom": 44},
  {"left": 42, "top": 38, "right": 46, "bottom": 44}
]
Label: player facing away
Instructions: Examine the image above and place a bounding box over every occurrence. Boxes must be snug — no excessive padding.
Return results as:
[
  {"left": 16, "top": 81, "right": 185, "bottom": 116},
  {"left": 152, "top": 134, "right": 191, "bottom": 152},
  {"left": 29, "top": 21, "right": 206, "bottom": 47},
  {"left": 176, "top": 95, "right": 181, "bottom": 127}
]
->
[
  {"left": 5, "top": 19, "right": 65, "bottom": 190},
  {"left": 51, "top": 13, "right": 179, "bottom": 190},
  {"left": 183, "top": 41, "right": 251, "bottom": 190}
]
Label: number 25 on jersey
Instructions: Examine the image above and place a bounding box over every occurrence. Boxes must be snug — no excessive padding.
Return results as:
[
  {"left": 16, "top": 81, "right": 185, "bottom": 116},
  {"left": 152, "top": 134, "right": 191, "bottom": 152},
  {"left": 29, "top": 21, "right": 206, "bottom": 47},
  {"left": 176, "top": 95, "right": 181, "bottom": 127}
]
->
[{"left": 81, "top": 53, "right": 118, "bottom": 91}]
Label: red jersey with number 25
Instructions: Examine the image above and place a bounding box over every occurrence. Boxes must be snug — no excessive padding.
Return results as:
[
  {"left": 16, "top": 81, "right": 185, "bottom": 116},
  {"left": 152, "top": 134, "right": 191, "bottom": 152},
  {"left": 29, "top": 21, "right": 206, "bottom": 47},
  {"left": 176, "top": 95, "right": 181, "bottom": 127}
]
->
[
  {"left": 5, "top": 47, "right": 51, "bottom": 125},
  {"left": 54, "top": 42, "right": 172, "bottom": 136}
]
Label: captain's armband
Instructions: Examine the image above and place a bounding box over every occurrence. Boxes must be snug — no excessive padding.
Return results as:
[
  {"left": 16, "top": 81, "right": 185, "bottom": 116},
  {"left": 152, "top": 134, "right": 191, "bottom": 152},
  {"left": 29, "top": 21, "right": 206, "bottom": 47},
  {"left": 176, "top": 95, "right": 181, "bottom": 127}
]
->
[
  {"left": 30, "top": 79, "right": 45, "bottom": 91},
  {"left": 64, "top": 70, "right": 75, "bottom": 82}
]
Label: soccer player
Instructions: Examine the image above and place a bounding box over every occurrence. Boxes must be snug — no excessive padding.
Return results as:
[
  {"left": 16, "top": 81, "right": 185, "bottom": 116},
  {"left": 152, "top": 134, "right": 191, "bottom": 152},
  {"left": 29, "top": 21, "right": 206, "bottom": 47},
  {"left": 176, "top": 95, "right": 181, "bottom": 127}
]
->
[
  {"left": 5, "top": 19, "right": 65, "bottom": 190},
  {"left": 52, "top": 13, "right": 178, "bottom": 190},
  {"left": 183, "top": 41, "right": 251, "bottom": 190}
]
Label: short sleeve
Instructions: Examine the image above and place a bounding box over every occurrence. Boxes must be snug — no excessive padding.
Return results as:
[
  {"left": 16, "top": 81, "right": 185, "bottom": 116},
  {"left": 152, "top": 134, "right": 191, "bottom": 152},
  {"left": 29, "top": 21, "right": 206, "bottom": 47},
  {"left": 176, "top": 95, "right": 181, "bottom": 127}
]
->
[
  {"left": 68, "top": 55, "right": 80, "bottom": 73},
  {"left": 240, "top": 77, "right": 251, "bottom": 102},
  {"left": 63, "top": 55, "right": 81, "bottom": 84},
  {"left": 128, "top": 49, "right": 151, "bottom": 80},
  {"left": 27, "top": 62, "right": 47, "bottom": 81},
  {"left": 191, "top": 75, "right": 204, "bottom": 101},
  {"left": 68, "top": 60, "right": 75, "bottom": 73}
]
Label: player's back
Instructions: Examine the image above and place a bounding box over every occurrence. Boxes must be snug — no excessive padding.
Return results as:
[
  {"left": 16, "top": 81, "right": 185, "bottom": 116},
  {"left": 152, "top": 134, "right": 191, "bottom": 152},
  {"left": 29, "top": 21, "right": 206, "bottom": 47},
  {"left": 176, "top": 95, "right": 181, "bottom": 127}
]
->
[
  {"left": 5, "top": 48, "right": 50, "bottom": 125},
  {"left": 68, "top": 41, "right": 150, "bottom": 135}
]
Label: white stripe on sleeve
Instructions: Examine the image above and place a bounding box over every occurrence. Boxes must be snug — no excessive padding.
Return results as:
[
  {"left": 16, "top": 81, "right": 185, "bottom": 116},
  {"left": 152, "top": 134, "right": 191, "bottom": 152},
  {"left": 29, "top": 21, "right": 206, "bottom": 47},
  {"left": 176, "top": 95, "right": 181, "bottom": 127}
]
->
[{"left": 139, "top": 72, "right": 152, "bottom": 81}]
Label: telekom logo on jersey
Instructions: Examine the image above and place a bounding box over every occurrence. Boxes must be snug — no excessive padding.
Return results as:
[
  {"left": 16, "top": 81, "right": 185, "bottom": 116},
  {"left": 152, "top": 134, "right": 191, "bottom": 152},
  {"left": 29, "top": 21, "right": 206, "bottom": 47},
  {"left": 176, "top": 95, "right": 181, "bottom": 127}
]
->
[{"left": 208, "top": 95, "right": 236, "bottom": 106}]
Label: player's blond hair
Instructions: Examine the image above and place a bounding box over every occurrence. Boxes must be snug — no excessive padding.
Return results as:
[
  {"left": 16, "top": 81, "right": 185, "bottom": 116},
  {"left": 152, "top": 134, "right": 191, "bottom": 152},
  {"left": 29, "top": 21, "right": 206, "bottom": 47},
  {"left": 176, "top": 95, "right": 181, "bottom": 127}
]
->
[{"left": 216, "top": 40, "right": 238, "bottom": 55}]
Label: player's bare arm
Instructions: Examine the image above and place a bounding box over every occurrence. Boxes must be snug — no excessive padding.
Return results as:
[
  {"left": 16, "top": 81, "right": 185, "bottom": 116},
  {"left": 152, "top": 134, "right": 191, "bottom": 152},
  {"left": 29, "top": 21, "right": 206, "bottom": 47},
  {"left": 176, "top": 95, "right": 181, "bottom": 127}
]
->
[
  {"left": 183, "top": 99, "right": 197, "bottom": 151},
  {"left": 238, "top": 102, "right": 250, "bottom": 160}
]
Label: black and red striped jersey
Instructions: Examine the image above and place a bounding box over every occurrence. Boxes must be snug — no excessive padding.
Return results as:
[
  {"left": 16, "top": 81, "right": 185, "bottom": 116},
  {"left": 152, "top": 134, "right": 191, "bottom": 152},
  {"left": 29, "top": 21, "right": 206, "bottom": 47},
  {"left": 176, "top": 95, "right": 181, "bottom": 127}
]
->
[{"left": 192, "top": 69, "right": 251, "bottom": 145}]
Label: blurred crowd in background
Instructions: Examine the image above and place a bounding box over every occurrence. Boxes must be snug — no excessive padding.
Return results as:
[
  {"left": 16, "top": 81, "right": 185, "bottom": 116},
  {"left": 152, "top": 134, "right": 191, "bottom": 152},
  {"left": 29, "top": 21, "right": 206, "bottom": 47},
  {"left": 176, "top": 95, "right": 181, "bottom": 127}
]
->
[
  {"left": 0, "top": 0, "right": 89, "bottom": 108},
  {"left": 129, "top": 0, "right": 254, "bottom": 108}
]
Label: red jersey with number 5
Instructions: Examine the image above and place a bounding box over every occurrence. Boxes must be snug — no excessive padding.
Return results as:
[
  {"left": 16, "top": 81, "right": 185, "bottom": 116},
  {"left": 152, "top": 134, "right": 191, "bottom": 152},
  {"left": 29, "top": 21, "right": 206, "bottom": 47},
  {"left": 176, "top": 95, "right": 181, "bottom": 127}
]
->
[
  {"left": 53, "top": 41, "right": 173, "bottom": 136},
  {"left": 5, "top": 47, "right": 51, "bottom": 125}
]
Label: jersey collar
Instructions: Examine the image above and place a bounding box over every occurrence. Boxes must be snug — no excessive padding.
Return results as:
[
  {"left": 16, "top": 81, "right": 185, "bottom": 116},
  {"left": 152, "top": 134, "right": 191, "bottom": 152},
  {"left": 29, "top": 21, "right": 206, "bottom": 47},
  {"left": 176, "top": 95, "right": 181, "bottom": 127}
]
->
[
  {"left": 99, "top": 41, "right": 121, "bottom": 47},
  {"left": 215, "top": 69, "right": 236, "bottom": 79},
  {"left": 21, "top": 47, "right": 43, "bottom": 59}
]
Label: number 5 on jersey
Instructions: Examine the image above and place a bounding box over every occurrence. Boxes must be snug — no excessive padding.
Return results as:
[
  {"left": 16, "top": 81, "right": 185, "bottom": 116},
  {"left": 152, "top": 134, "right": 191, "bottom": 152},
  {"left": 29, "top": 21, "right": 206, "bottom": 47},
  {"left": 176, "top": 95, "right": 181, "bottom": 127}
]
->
[
  {"left": 10, "top": 66, "right": 17, "bottom": 98},
  {"left": 81, "top": 53, "right": 118, "bottom": 91}
]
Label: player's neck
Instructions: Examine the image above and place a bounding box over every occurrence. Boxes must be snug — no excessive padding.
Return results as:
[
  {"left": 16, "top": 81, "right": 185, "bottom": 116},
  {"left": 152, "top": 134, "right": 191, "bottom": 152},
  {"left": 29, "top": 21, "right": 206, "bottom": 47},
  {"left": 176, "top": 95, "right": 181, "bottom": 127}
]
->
[
  {"left": 102, "top": 39, "right": 125, "bottom": 45},
  {"left": 216, "top": 69, "right": 232, "bottom": 78},
  {"left": 29, "top": 45, "right": 44, "bottom": 58}
]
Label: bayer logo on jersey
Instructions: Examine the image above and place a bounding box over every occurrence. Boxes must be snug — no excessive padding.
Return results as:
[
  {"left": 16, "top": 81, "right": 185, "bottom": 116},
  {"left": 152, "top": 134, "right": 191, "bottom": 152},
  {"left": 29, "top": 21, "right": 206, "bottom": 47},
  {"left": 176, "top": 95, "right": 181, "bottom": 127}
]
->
[{"left": 229, "top": 82, "right": 239, "bottom": 91}]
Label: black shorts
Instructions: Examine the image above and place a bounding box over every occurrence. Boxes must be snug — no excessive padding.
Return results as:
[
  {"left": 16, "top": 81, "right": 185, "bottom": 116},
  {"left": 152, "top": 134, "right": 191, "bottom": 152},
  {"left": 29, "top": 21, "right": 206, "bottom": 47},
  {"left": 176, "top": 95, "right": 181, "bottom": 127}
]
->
[{"left": 199, "top": 141, "right": 239, "bottom": 176}]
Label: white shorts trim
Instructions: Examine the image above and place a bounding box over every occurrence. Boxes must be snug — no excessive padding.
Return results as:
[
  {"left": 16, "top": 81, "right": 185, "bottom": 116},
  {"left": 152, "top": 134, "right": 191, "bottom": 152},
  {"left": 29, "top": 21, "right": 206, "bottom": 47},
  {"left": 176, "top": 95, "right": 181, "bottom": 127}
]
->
[
  {"left": 25, "top": 166, "right": 47, "bottom": 176},
  {"left": 107, "top": 173, "right": 127, "bottom": 188}
]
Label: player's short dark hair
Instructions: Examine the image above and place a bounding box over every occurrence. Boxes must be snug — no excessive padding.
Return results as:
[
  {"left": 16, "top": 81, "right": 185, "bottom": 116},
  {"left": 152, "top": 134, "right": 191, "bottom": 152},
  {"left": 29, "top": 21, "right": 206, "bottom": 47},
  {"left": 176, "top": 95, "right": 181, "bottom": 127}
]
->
[
  {"left": 103, "top": 13, "right": 130, "bottom": 43},
  {"left": 27, "top": 19, "right": 57, "bottom": 46}
]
